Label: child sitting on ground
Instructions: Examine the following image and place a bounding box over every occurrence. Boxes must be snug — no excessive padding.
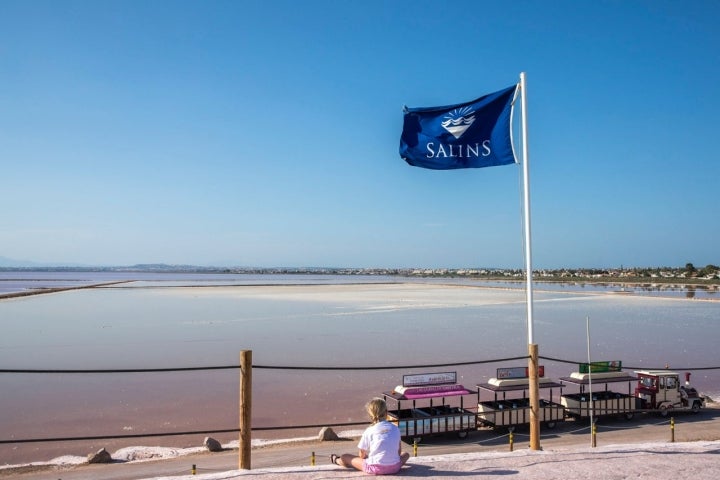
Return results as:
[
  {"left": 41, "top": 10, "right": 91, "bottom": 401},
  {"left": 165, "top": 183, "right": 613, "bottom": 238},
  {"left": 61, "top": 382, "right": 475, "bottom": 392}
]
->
[{"left": 331, "top": 397, "right": 410, "bottom": 475}]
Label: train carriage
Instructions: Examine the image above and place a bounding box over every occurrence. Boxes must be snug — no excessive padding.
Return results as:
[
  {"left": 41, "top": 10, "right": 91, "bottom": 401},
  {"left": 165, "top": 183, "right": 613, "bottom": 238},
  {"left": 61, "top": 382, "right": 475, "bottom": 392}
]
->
[
  {"left": 383, "top": 372, "right": 477, "bottom": 443},
  {"left": 476, "top": 368, "right": 565, "bottom": 430}
]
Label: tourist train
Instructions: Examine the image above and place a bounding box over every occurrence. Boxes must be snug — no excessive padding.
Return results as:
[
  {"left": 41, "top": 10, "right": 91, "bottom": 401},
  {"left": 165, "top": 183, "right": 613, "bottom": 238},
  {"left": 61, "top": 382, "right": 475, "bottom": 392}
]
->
[{"left": 382, "top": 363, "right": 706, "bottom": 443}]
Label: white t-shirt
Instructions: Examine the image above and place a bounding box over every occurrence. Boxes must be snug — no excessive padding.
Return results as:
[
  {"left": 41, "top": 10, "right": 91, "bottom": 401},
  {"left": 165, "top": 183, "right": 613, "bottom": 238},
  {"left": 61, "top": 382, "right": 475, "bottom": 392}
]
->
[{"left": 357, "top": 420, "right": 401, "bottom": 465}]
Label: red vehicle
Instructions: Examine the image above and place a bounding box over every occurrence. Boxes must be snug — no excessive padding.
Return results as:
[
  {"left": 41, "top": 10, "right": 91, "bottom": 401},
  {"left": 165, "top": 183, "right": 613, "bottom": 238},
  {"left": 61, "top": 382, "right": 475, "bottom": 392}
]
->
[
  {"left": 559, "top": 362, "right": 706, "bottom": 420},
  {"left": 634, "top": 371, "right": 705, "bottom": 415}
]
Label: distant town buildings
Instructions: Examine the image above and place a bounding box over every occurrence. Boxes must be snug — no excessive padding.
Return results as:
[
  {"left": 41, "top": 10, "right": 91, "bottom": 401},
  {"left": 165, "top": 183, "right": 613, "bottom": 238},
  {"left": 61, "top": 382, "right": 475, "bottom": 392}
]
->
[
  {"left": 127, "top": 264, "right": 720, "bottom": 282},
  {"left": 2, "top": 264, "right": 718, "bottom": 282}
]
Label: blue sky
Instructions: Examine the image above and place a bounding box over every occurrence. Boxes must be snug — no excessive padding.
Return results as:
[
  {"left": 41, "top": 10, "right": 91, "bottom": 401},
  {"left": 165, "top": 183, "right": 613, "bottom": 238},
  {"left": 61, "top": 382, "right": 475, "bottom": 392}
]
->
[{"left": 1, "top": 0, "right": 718, "bottom": 269}]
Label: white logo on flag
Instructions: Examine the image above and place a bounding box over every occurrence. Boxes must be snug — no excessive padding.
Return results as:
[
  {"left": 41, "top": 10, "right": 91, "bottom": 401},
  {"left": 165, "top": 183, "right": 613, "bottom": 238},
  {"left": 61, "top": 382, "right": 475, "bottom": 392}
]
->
[{"left": 441, "top": 107, "right": 475, "bottom": 139}]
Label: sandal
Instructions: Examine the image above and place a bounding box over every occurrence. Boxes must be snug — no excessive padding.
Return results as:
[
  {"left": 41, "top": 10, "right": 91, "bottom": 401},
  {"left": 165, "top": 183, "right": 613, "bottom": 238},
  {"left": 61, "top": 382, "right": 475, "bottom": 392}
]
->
[{"left": 330, "top": 454, "right": 340, "bottom": 465}]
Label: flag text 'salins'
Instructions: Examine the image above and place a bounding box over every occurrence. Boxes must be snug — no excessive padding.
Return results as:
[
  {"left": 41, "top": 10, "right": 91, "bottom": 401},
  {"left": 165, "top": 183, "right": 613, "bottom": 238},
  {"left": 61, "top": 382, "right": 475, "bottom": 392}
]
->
[{"left": 400, "top": 85, "right": 517, "bottom": 170}]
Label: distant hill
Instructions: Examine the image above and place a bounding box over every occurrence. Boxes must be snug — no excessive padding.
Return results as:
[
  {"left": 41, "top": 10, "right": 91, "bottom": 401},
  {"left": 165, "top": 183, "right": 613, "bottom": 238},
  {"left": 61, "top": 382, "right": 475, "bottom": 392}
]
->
[
  {"left": 0, "top": 256, "right": 38, "bottom": 268},
  {"left": 0, "top": 256, "right": 88, "bottom": 268}
]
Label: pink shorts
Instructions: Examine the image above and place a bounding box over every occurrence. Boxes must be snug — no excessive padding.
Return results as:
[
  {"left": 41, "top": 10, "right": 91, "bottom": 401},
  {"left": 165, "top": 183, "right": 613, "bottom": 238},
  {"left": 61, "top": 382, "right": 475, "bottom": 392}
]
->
[{"left": 363, "top": 461, "right": 402, "bottom": 475}]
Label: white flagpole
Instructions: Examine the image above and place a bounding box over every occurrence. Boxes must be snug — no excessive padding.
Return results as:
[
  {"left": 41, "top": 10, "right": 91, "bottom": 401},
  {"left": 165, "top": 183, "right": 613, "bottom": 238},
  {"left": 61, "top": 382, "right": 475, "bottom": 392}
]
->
[
  {"left": 519, "top": 71, "right": 540, "bottom": 451},
  {"left": 520, "top": 71, "right": 534, "bottom": 344}
]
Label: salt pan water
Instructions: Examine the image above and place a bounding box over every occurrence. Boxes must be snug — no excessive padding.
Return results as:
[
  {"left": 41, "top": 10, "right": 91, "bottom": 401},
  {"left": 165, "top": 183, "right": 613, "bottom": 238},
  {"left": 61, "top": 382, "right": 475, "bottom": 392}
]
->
[{"left": 0, "top": 276, "right": 718, "bottom": 465}]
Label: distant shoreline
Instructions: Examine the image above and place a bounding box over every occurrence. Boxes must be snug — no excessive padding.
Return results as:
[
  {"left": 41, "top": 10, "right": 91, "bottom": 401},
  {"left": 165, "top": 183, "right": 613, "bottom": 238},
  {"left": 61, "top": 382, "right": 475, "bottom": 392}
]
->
[{"left": 2, "top": 265, "right": 718, "bottom": 286}]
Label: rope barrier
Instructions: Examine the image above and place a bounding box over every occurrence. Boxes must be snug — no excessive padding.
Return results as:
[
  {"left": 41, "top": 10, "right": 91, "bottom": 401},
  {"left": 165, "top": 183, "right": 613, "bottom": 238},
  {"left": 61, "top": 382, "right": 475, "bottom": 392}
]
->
[
  {"left": 254, "top": 421, "right": 368, "bottom": 431},
  {"left": 255, "top": 355, "right": 531, "bottom": 371},
  {"left": 0, "top": 366, "right": 239, "bottom": 374},
  {"left": 475, "top": 432, "right": 512, "bottom": 444},
  {"left": 1, "top": 406, "right": 685, "bottom": 445},
  {"left": 1, "top": 354, "right": 716, "bottom": 446},
  {"left": 0, "top": 409, "right": 705, "bottom": 446},
  {"left": 562, "top": 424, "right": 592, "bottom": 435},
  {"left": 648, "top": 418, "right": 672, "bottom": 427},
  {"left": 0, "top": 356, "right": 530, "bottom": 374},
  {"left": 0, "top": 429, "right": 238, "bottom": 445},
  {"left": 2, "top": 355, "right": 719, "bottom": 374},
  {"left": 0, "top": 421, "right": 370, "bottom": 445},
  {"left": 598, "top": 423, "right": 643, "bottom": 431}
]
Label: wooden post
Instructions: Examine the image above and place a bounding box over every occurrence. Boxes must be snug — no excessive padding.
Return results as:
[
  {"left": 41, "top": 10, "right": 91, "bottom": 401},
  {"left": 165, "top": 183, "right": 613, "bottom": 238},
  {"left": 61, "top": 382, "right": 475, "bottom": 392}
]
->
[
  {"left": 239, "top": 350, "right": 252, "bottom": 470},
  {"left": 528, "top": 343, "right": 541, "bottom": 450}
]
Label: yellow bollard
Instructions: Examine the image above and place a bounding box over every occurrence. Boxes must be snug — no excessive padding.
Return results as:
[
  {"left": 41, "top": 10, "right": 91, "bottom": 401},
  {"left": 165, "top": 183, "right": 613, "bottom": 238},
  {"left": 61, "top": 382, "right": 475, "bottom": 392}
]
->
[
  {"left": 413, "top": 438, "right": 418, "bottom": 457},
  {"left": 671, "top": 417, "right": 675, "bottom": 443},
  {"left": 191, "top": 464, "right": 196, "bottom": 475},
  {"left": 509, "top": 431, "right": 514, "bottom": 452},
  {"left": 311, "top": 451, "right": 315, "bottom": 466},
  {"left": 592, "top": 421, "right": 597, "bottom": 448}
]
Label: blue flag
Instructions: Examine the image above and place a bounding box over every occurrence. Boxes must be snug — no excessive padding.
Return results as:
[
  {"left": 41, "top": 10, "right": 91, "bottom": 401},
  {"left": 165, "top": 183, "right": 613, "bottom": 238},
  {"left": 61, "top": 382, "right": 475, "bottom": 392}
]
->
[{"left": 400, "top": 85, "right": 518, "bottom": 170}]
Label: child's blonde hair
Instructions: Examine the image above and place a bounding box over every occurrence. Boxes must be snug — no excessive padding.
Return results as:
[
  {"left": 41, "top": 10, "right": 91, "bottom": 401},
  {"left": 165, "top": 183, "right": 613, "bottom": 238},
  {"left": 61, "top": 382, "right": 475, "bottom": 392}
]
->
[{"left": 365, "top": 397, "right": 387, "bottom": 424}]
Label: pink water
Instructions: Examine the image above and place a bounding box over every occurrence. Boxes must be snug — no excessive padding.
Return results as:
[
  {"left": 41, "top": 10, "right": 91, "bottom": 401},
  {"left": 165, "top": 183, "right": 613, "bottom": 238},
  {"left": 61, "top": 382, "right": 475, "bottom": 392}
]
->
[{"left": 1, "top": 280, "right": 718, "bottom": 465}]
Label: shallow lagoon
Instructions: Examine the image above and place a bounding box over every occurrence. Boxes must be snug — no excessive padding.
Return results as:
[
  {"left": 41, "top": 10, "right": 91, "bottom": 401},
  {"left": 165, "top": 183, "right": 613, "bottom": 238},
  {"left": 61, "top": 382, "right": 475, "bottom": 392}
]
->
[{"left": 1, "top": 278, "right": 718, "bottom": 465}]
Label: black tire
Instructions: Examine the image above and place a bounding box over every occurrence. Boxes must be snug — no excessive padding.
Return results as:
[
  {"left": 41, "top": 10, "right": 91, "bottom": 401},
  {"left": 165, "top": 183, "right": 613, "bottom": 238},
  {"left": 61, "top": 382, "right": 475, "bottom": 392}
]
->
[
  {"left": 691, "top": 402, "right": 701, "bottom": 413},
  {"left": 624, "top": 412, "right": 634, "bottom": 420},
  {"left": 545, "top": 421, "right": 557, "bottom": 429},
  {"left": 457, "top": 430, "right": 469, "bottom": 439}
]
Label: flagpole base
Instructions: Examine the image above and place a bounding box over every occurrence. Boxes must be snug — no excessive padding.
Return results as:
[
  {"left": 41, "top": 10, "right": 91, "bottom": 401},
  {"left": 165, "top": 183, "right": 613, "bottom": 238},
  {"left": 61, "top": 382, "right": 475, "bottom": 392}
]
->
[{"left": 528, "top": 343, "right": 541, "bottom": 450}]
